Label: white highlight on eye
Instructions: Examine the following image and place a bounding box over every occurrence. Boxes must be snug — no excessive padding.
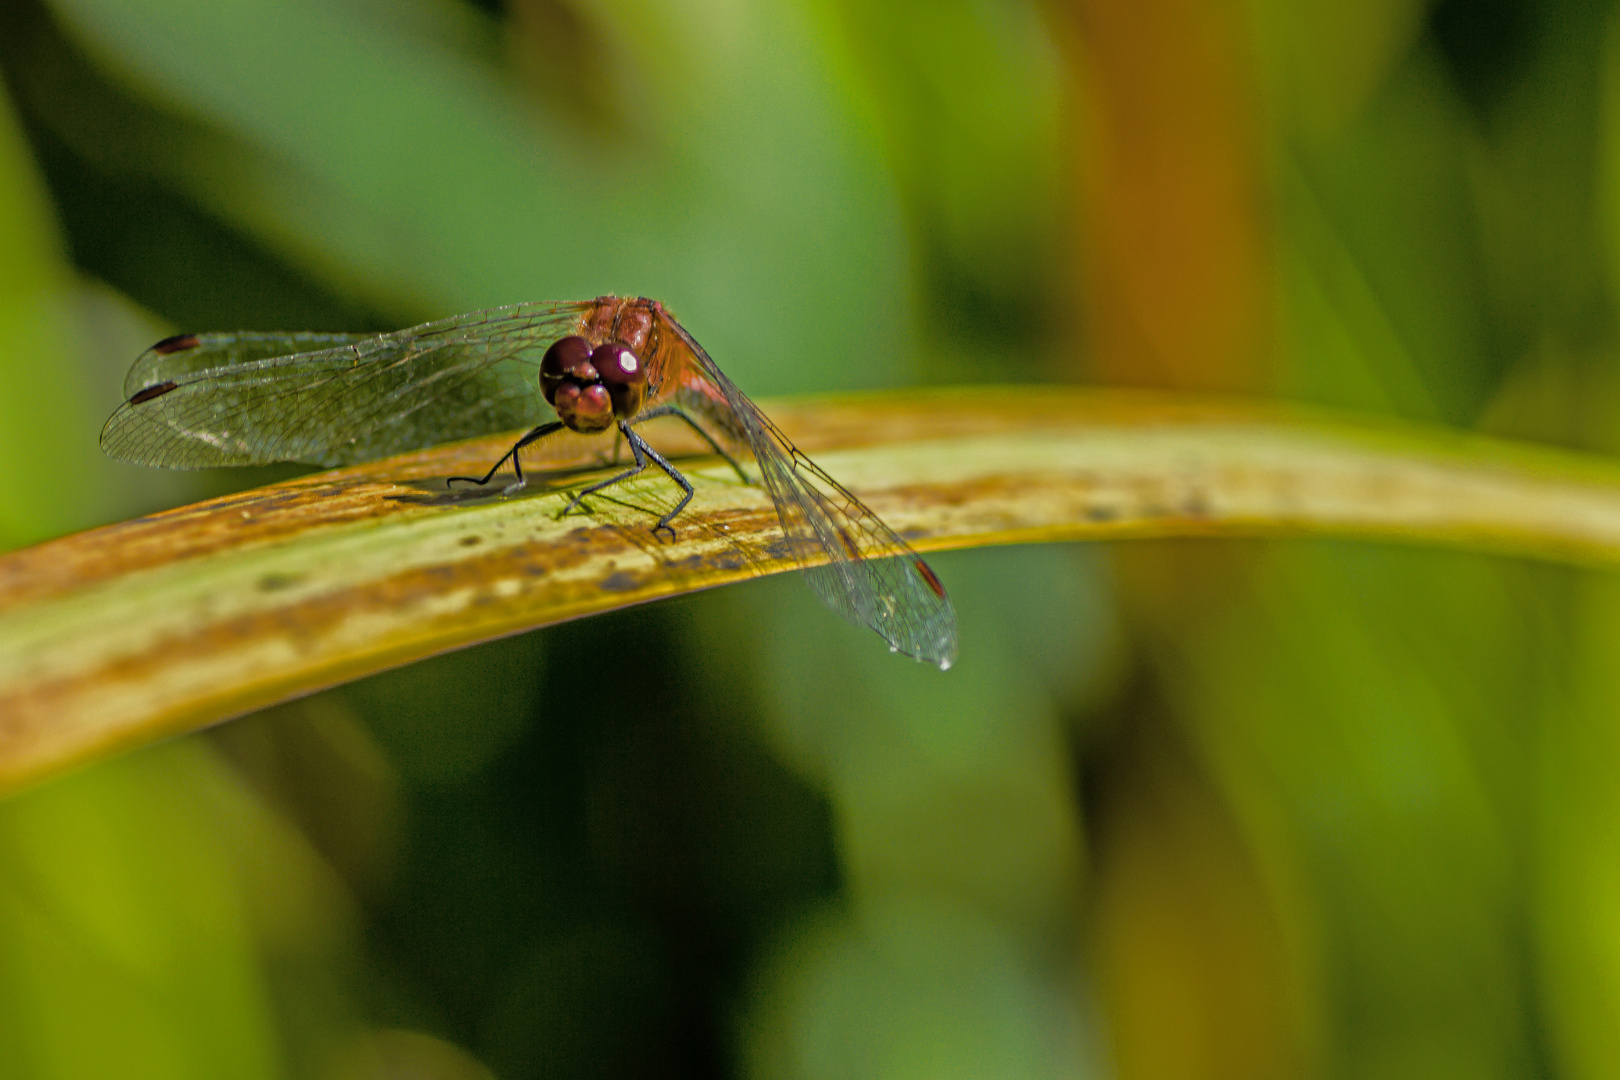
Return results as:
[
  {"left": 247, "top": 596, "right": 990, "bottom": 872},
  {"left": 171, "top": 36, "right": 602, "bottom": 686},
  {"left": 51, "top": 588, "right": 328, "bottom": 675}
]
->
[{"left": 618, "top": 350, "right": 638, "bottom": 373}]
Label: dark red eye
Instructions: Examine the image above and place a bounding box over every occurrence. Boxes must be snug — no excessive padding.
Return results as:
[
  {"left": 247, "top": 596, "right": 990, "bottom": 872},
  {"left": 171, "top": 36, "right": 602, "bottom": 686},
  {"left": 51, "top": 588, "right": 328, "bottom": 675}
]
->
[
  {"left": 540, "top": 336, "right": 595, "bottom": 405},
  {"left": 591, "top": 343, "right": 647, "bottom": 416},
  {"left": 590, "top": 343, "right": 643, "bottom": 385}
]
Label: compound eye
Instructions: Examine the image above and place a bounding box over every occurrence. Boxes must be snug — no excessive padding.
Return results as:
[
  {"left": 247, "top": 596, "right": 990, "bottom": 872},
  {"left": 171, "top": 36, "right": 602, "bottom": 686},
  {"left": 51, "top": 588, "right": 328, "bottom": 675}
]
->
[
  {"left": 590, "top": 343, "right": 643, "bottom": 385},
  {"left": 590, "top": 343, "right": 647, "bottom": 416},
  {"left": 540, "top": 336, "right": 595, "bottom": 405}
]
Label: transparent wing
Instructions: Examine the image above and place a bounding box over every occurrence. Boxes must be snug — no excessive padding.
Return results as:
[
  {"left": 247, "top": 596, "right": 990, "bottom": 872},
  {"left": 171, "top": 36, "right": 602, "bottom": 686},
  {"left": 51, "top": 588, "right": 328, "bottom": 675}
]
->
[
  {"left": 660, "top": 318, "right": 958, "bottom": 669},
  {"left": 101, "top": 302, "right": 591, "bottom": 468},
  {"left": 120, "top": 330, "right": 373, "bottom": 399}
]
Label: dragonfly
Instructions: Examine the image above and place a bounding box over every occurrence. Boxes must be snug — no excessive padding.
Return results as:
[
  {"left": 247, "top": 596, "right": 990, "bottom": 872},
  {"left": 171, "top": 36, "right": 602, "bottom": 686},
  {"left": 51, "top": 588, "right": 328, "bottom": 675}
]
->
[{"left": 101, "top": 296, "right": 957, "bottom": 668}]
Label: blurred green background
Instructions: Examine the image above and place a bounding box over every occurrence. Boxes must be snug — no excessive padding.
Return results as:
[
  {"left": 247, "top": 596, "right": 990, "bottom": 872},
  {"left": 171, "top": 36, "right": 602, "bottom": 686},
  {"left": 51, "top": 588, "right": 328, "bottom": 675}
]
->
[{"left": 0, "top": 0, "right": 1615, "bottom": 1077}]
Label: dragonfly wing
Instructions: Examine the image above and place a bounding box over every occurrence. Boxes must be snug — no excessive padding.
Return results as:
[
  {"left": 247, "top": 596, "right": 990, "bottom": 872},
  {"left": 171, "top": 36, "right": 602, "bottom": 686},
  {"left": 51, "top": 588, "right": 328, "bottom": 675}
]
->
[
  {"left": 102, "top": 303, "right": 588, "bottom": 469},
  {"left": 121, "top": 331, "right": 372, "bottom": 399},
  {"left": 664, "top": 321, "right": 957, "bottom": 668},
  {"left": 758, "top": 446, "right": 958, "bottom": 668}
]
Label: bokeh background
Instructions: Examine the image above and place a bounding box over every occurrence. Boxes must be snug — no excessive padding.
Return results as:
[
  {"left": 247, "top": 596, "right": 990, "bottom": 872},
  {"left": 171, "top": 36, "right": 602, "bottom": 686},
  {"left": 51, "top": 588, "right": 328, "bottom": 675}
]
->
[{"left": 0, "top": 0, "right": 1615, "bottom": 1077}]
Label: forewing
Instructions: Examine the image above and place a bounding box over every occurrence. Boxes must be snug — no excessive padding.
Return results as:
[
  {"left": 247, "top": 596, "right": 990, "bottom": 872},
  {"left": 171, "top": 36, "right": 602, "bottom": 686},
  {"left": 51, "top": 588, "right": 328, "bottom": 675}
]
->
[
  {"left": 121, "top": 331, "right": 371, "bottom": 399},
  {"left": 663, "top": 321, "right": 957, "bottom": 668},
  {"left": 102, "top": 303, "right": 589, "bottom": 468}
]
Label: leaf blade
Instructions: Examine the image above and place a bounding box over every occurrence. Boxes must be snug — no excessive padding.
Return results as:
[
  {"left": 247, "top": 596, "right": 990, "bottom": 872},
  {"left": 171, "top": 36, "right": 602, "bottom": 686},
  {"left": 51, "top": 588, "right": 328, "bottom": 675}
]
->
[{"left": 7, "top": 385, "right": 1620, "bottom": 793}]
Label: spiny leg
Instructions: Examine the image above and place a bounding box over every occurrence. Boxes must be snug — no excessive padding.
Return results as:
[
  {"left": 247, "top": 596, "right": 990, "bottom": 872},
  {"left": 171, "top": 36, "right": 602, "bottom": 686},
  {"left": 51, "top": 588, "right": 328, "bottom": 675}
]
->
[
  {"left": 631, "top": 404, "right": 750, "bottom": 484},
  {"left": 448, "top": 420, "right": 564, "bottom": 492}
]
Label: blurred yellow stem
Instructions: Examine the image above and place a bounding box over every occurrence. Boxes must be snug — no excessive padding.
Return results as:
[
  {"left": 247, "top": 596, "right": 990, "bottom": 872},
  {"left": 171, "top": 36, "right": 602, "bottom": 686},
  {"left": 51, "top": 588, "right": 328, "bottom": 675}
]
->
[{"left": 3, "top": 386, "right": 1619, "bottom": 795}]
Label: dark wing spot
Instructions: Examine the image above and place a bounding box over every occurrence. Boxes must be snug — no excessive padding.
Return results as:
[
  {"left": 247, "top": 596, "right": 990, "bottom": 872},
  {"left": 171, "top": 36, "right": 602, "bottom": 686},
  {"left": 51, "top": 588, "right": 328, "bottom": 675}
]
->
[
  {"left": 151, "top": 334, "right": 200, "bottom": 355},
  {"left": 128, "top": 380, "right": 180, "bottom": 405},
  {"left": 914, "top": 559, "right": 947, "bottom": 600},
  {"left": 836, "top": 526, "right": 859, "bottom": 560}
]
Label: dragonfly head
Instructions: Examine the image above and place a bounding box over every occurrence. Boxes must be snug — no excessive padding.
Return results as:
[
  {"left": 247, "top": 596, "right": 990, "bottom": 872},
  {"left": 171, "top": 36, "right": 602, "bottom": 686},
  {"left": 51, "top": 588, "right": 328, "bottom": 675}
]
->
[{"left": 540, "top": 335, "right": 647, "bottom": 433}]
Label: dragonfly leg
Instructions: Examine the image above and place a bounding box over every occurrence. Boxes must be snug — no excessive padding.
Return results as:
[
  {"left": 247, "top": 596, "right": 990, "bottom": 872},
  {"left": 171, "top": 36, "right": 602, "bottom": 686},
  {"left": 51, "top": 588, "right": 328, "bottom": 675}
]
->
[
  {"left": 448, "top": 421, "right": 564, "bottom": 493},
  {"left": 564, "top": 422, "right": 693, "bottom": 540},
  {"left": 631, "top": 404, "right": 750, "bottom": 485},
  {"left": 564, "top": 427, "right": 650, "bottom": 516},
  {"left": 629, "top": 429, "right": 695, "bottom": 537}
]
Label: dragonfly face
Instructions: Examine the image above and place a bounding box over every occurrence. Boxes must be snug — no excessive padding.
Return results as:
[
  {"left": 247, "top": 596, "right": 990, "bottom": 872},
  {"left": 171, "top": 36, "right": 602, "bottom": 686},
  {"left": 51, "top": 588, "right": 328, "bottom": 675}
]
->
[{"left": 539, "top": 335, "right": 648, "bottom": 433}]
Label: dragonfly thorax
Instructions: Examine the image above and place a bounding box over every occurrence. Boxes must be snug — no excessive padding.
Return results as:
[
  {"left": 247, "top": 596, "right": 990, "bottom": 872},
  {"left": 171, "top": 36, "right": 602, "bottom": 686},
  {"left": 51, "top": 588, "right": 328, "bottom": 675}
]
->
[{"left": 540, "top": 335, "right": 648, "bottom": 433}]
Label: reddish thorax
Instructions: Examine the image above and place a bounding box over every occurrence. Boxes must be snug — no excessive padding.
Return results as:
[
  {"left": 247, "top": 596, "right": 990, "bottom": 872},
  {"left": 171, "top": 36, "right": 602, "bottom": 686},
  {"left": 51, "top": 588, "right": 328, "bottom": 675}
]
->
[
  {"left": 570, "top": 296, "right": 736, "bottom": 442},
  {"left": 580, "top": 296, "right": 686, "bottom": 402}
]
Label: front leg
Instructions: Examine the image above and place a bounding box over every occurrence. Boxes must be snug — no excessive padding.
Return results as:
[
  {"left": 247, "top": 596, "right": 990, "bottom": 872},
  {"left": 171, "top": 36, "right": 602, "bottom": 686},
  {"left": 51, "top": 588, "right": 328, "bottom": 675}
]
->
[
  {"left": 623, "top": 425, "right": 695, "bottom": 536},
  {"left": 449, "top": 420, "right": 564, "bottom": 493},
  {"left": 562, "top": 422, "right": 695, "bottom": 540},
  {"left": 564, "top": 428, "right": 650, "bottom": 515}
]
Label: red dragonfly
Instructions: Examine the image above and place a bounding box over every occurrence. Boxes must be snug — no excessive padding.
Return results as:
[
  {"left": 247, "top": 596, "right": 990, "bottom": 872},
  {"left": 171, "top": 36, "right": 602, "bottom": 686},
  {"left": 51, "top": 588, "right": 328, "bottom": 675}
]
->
[{"left": 101, "top": 297, "right": 957, "bottom": 668}]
